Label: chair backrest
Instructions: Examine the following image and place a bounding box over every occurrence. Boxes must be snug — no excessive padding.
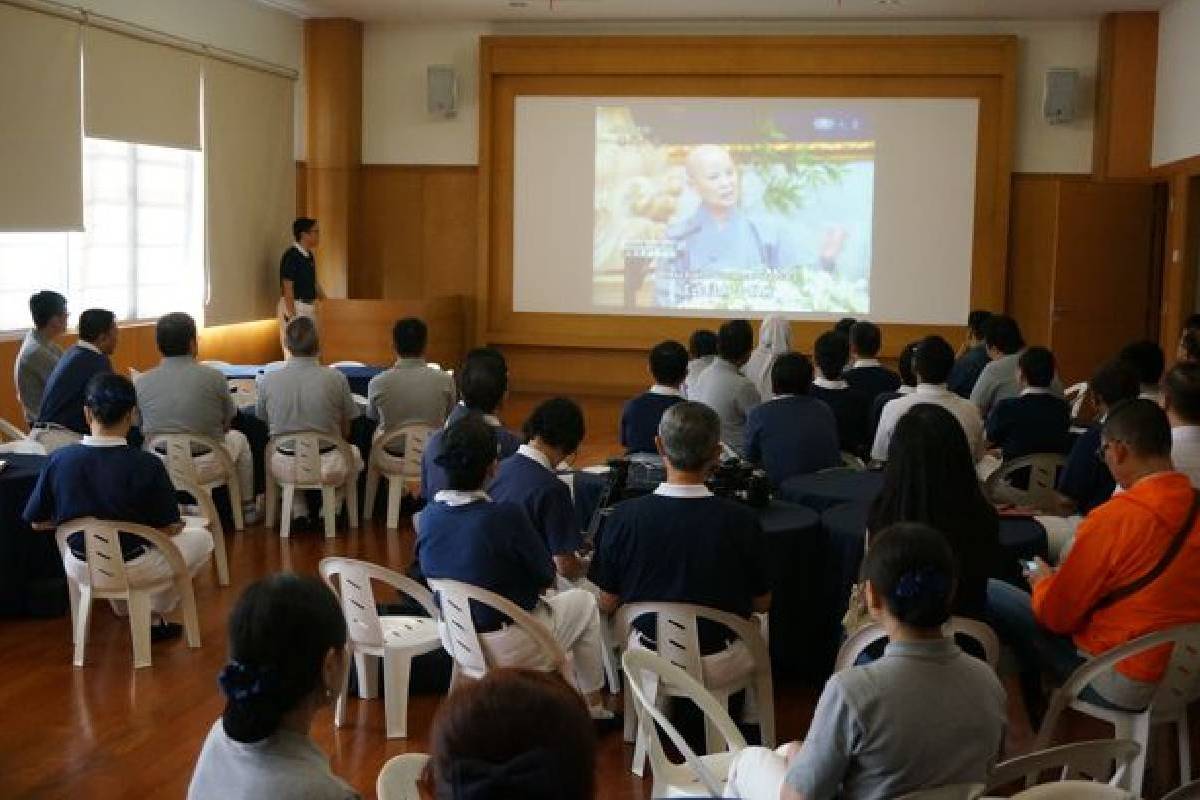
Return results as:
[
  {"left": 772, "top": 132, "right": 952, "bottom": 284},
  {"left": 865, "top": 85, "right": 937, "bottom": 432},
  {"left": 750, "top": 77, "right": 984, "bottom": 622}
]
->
[
  {"left": 54, "top": 517, "right": 185, "bottom": 594},
  {"left": 376, "top": 753, "right": 429, "bottom": 800},
  {"left": 895, "top": 784, "right": 985, "bottom": 800},
  {"left": 621, "top": 647, "right": 747, "bottom": 797},
  {"left": 840, "top": 451, "right": 867, "bottom": 471},
  {"left": 373, "top": 424, "right": 433, "bottom": 479},
  {"left": 266, "top": 431, "right": 355, "bottom": 486},
  {"left": 985, "top": 453, "right": 1066, "bottom": 510},
  {"left": 1009, "top": 782, "right": 1135, "bottom": 799},
  {"left": 426, "top": 578, "right": 564, "bottom": 679},
  {"left": 1162, "top": 779, "right": 1200, "bottom": 800},
  {"left": 200, "top": 360, "right": 232, "bottom": 368},
  {"left": 1065, "top": 382, "right": 1089, "bottom": 420},
  {"left": 0, "top": 417, "right": 27, "bottom": 442},
  {"left": 147, "top": 432, "right": 232, "bottom": 488},
  {"left": 320, "top": 557, "right": 437, "bottom": 649},
  {"left": 611, "top": 601, "right": 772, "bottom": 687},
  {"left": 988, "top": 739, "right": 1140, "bottom": 793},
  {"left": 835, "top": 618, "right": 1001, "bottom": 672}
]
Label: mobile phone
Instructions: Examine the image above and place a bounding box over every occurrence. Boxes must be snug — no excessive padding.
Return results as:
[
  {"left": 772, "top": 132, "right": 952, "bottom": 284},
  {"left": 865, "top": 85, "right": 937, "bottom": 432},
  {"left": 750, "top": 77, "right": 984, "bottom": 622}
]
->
[{"left": 1019, "top": 558, "right": 1039, "bottom": 574}]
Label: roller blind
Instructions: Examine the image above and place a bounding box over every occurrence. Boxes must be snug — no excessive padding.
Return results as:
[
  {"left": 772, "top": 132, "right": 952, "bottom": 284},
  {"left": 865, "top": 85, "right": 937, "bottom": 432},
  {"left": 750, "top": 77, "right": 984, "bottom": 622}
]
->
[
  {"left": 84, "top": 27, "right": 203, "bottom": 151},
  {"left": 205, "top": 58, "right": 295, "bottom": 326},
  {"left": 0, "top": 4, "right": 82, "bottom": 232}
]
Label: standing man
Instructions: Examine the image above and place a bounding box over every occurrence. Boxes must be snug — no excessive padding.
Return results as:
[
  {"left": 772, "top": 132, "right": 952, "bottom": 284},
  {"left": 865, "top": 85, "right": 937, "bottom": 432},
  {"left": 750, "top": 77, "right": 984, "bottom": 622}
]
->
[
  {"left": 278, "top": 217, "right": 325, "bottom": 344},
  {"left": 15, "top": 290, "right": 68, "bottom": 427}
]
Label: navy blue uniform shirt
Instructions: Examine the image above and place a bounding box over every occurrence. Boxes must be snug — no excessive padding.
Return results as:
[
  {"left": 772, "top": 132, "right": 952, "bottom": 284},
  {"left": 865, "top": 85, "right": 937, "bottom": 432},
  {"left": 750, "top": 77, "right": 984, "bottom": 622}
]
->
[
  {"left": 810, "top": 383, "right": 871, "bottom": 458},
  {"left": 38, "top": 344, "right": 111, "bottom": 433},
  {"left": 488, "top": 447, "right": 582, "bottom": 557},
  {"left": 620, "top": 390, "right": 684, "bottom": 454},
  {"left": 985, "top": 391, "right": 1072, "bottom": 462},
  {"left": 421, "top": 405, "right": 522, "bottom": 499},
  {"left": 745, "top": 395, "right": 841, "bottom": 486},
  {"left": 949, "top": 344, "right": 991, "bottom": 399},
  {"left": 1057, "top": 424, "right": 1114, "bottom": 515},
  {"left": 843, "top": 363, "right": 901, "bottom": 408}
]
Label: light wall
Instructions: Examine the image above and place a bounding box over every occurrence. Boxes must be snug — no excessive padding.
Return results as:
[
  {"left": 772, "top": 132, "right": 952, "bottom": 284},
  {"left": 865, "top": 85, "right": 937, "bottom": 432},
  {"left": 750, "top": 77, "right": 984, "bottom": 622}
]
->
[
  {"left": 362, "top": 19, "right": 1098, "bottom": 173},
  {"left": 1153, "top": 0, "right": 1200, "bottom": 166}
]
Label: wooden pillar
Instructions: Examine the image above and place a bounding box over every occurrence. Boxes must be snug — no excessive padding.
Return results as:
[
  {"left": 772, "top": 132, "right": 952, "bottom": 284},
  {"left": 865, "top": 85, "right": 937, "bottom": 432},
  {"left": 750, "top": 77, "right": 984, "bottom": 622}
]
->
[
  {"left": 1161, "top": 174, "right": 1199, "bottom": 356},
  {"left": 1093, "top": 11, "right": 1159, "bottom": 180},
  {"left": 304, "top": 19, "right": 361, "bottom": 299}
]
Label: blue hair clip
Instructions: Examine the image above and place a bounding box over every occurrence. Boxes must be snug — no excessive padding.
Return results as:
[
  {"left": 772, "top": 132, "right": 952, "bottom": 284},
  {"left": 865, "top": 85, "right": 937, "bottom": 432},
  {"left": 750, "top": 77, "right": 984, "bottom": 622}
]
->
[{"left": 218, "top": 661, "right": 275, "bottom": 703}]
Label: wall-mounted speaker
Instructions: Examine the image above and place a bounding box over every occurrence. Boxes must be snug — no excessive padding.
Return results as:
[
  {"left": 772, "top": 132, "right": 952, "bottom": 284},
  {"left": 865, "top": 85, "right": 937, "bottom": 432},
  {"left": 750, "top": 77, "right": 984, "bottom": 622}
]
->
[
  {"left": 427, "top": 65, "right": 458, "bottom": 119},
  {"left": 1042, "top": 68, "right": 1079, "bottom": 125}
]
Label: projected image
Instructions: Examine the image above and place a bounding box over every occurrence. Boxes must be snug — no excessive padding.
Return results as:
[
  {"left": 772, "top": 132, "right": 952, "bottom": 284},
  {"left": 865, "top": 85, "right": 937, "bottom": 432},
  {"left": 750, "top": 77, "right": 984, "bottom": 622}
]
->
[{"left": 593, "top": 103, "right": 874, "bottom": 313}]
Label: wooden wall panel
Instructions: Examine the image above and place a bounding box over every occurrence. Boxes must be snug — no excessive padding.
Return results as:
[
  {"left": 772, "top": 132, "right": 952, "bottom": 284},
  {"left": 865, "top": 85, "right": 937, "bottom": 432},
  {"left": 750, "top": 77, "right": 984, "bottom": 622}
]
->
[
  {"left": 1007, "top": 175, "right": 1060, "bottom": 348},
  {"left": 296, "top": 161, "right": 308, "bottom": 216},
  {"left": 1094, "top": 12, "right": 1159, "bottom": 180},
  {"left": 316, "top": 297, "right": 465, "bottom": 369}
]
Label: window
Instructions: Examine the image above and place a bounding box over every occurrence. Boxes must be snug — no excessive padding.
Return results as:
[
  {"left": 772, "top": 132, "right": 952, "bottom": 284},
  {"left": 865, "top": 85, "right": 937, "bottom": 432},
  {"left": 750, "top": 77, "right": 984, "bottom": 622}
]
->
[{"left": 0, "top": 137, "right": 204, "bottom": 332}]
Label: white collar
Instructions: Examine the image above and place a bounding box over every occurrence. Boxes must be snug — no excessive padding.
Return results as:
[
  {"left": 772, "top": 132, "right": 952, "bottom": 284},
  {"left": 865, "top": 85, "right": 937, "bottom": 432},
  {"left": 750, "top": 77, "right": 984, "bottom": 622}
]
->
[
  {"left": 1173, "top": 426, "right": 1200, "bottom": 443},
  {"left": 851, "top": 358, "right": 882, "bottom": 369},
  {"left": 649, "top": 385, "right": 683, "bottom": 397},
  {"left": 772, "top": 393, "right": 797, "bottom": 400},
  {"left": 293, "top": 242, "right": 310, "bottom": 258},
  {"left": 653, "top": 483, "right": 713, "bottom": 499},
  {"left": 516, "top": 443, "right": 554, "bottom": 472},
  {"left": 76, "top": 340, "right": 102, "bottom": 355},
  {"left": 915, "top": 383, "right": 952, "bottom": 397},
  {"left": 433, "top": 490, "right": 490, "bottom": 507},
  {"left": 1140, "top": 387, "right": 1163, "bottom": 402},
  {"left": 898, "top": 385, "right": 916, "bottom": 395},
  {"left": 81, "top": 435, "right": 125, "bottom": 447},
  {"left": 813, "top": 376, "right": 848, "bottom": 390},
  {"left": 1021, "top": 387, "right": 1052, "bottom": 396}
]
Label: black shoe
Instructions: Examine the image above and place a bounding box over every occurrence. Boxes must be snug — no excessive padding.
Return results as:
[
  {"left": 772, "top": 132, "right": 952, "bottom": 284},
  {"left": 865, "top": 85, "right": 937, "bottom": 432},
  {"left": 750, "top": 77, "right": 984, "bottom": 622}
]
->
[{"left": 151, "top": 621, "right": 183, "bottom": 642}]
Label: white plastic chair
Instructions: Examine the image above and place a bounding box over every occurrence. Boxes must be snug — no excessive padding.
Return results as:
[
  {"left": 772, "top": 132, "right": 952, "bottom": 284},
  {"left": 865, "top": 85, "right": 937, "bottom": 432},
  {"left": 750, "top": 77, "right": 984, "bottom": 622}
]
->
[
  {"left": 28, "top": 424, "right": 82, "bottom": 454},
  {"left": 1065, "top": 382, "right": 1089, "bottom": 421},
  {"left": 168, "top": 473, "right": 229, "bottom": 587},
  {"left": 0, "top": 417, "right": 46, "bottom": 454},
  {"left": 55, "top": 518, "right": 202, "bottom": 668},
  {"left": 986, "top": 739, "right": 1140, "bottom": 796},
  {"left": 320, "top": 558, "right": 442, "bottom": 739},
  {"left": 611, "top": 602, "right": 774, "bottom": 774},
  {"left": 1162, "top": 779, "right": 1200, "bottom": 800},
  {"left": 200, "top": 360, "right": 232, "bottom": 368},
  {"left": 1009, "top": 783, "right": 1134, "bottom": 799},
  {"left": 622, "top": 647, "right": 747, "bottom": 798},
  {"left": 364, "top": 424, "right": 433, "bottom": 530},
  {"left": 1035, "top": 623, "right": 1200, "bottom": 795},
  {"left": 984, "top": 453, "right": 1067, "bottom": 511},
  {"left": 0, "top": 417, "right": 27, "bottom": 442},
  {"left": 426, "top": 578, "right": 565, "bottom": 684},
  {"left": 840, "top": 451, "right": 867, "bottom": 471},
  {"left": 331, "top": 360, "right": 367, "bottom": 368},
  {"left": 264, "top": 432, "right": 360, "bottom": 539},
  {"left": 376, "top": 753, "right": 429, "bottom": 800},
  {"left": 897, "top": 785, "right": 985, "bottom": 800},
  {"left": 148, "top": 432, "right": 246, "bottom": 532},
  {"left": 835, "top": 617, "right": 1001, "bottom": 672}
]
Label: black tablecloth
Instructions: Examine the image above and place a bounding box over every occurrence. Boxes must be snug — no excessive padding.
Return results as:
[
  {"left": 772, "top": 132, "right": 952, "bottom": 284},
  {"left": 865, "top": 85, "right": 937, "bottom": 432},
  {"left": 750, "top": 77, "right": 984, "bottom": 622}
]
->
[
  {"left": 779, "top": 470, "right": 885, "bottom": 512},
  {"left": 0, "top": 454, "right": 66, "bottom": 618},
  {"left": 756, "top": 501, "right": 824, "bottom": 681}
]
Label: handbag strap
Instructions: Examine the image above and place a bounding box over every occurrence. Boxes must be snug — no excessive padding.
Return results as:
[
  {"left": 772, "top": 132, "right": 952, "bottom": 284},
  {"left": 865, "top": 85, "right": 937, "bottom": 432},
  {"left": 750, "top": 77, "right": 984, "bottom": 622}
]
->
[{"left": 1093, "top": 489, "right": 1200, "bottom": 612}]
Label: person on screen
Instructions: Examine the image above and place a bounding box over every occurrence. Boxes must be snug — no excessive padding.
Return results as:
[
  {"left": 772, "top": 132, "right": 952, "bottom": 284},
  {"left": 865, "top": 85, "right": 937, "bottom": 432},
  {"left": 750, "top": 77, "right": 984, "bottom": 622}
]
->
[{"left": 656, "top": 145, "right": 778, "bottom": 307}]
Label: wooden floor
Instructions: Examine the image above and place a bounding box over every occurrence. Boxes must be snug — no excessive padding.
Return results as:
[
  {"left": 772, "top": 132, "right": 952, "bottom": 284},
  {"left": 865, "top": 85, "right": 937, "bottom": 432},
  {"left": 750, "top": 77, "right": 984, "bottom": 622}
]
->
[{"left": 0, "top": 438, "right": 1182, "bottom": 799}]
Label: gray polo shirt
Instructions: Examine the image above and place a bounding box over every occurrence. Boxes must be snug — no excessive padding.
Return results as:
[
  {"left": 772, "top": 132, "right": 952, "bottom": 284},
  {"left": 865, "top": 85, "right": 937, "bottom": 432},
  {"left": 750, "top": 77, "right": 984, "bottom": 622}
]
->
[
  {"left": 366, "top": 357, "right": 456, "bottom": 430},
  {"left": 135, "top": 356, "right": 235, "bottom": 441},
  {"left": 689, "top": 357, "right": 761, "bottom": 454},
  {"left": 785, "top": 638, "right": 1006, "bottom": 800},
  {"left": 256, "top": 356, "right": 359, "bottom": 438},
  {"left": 683, "top": 355, "right": 716, "bottom": 399},
  {"left": 970, "top": 350, "right": 1064, "bottom": 417},
  {"left": 14, "top": 329, "right": 63, "bottom": 426}
]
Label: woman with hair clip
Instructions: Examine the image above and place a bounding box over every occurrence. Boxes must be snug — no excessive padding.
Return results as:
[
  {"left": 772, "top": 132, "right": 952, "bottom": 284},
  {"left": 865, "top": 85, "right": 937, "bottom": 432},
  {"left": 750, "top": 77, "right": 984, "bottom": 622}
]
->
[
  {"left": 188, "top": 573, "right": 358, "bottom": 799},
  {"left": 417, "top": 668, "right": 596, "bottom": 799},
  {"left": 416, "top": 414, "right": 613, "bottom": 721},
  {"left": 726, "top": 523, "right": 1007, "bottom": 800}
]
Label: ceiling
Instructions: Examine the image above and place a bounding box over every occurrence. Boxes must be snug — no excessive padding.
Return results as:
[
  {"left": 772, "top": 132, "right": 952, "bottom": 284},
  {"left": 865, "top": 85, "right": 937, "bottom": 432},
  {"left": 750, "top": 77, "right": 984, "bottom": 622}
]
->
[{"left": 255, "top": 0, "right": 1169, "bottom": 23}]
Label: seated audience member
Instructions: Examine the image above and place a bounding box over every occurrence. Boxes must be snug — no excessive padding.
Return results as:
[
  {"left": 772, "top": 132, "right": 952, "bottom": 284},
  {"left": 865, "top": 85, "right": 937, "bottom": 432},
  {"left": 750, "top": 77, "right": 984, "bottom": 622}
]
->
[
  {"left": 989, "top": 399, "right": 1200, "bottom": 717},
  {"left": 620, "top": 340, "right": 687, "bottom": 454},
  {"left": 418, "top": 669, "right": 595, "bottom": 800},
  {"left": 422, "top": 348, "right": 523, "bottom": 499},
  {"left": 872, "top": 335, "right": 985, "bottom": 462},
  {"left": 834, "top": 317, "right": 857, "bottom": 337},
  {"left": 727, "top": 523, "right": 1005, "bottom": 800},
  {"left": 843, "top": 321, "right": 900, "bottom": 405},
  {"left": 746, "top": 353, "right": 840, "bottom": 485},
  {"left": 1120, "top": 339, "right": 1166, "bottom": 404},
  {"left": 490, "top": 398, "right": 587, "bottom": 580},
  {"left": 1054, "top": 359, "right": 1140, "bottom": 516},
  {"left": 948, "top": 309, "right": 993, "bottom": 398},
  {"left": 810, "top": 331, "right": 870, "bottom": 458},
  {"left": 14, "top": 290, "right": 68, "bottom": 426},
  {"left": 683, "top": 328, "right": 718, "bottom": 398},
  {"left": 257, "top": 317, "right": 362, "bottom": 515},
  {"left": 868, "top": 340, "right": 918, "bottom": 444},
  {"left": 690, "top": 319, "right": 761, "bottom": 455},
  {"left": 971, "top": 314, "right": 1062, "bottom": 417},
  {"left": 188, "top": 574, "right": 357, "bottom": 800},
  {"left": 744, "top": 314, "right": 792, "bottom": 400},
  {"left": 589, "top": 402, "right": 769, "bottom": 685},
  {"left": 869, "top": 404, "right": 1010, "bottom": 620},
  {"left": 417, "top": 416, "right": 610, "bottom": 716},
  {"left": 366, "top": 316, "right": 456, "bottom": 435},
  {"left": 985, "top": 346, "right": 1071, "bottom": 462},
  {"left": 1177, "top": 314, "right": 1200, "bottom": 364},
  {"left": 135, "top": 313, "right": 256, "bottom": 523},
  {"left": 24, "top": 373, "right": 213, "bottom": 638},
  {"left": 37, "top": 307, "right": 118, "bottom": 435},
  {"left": 1164, "top": 363, "right": 1200, "bottom": 487}
]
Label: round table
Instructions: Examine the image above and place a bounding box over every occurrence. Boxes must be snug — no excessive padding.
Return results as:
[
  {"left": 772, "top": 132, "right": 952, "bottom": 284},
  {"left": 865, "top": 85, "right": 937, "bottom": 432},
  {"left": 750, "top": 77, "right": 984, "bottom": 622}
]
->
[
  {"left": 755, "top": 500, "right": 825, "bottom": 681},
  {"left": 0, "top": 454, "right": 66, "bottom": 618},
  {"left": 779, "top": 470, "right": 884, "bottom": 512}
]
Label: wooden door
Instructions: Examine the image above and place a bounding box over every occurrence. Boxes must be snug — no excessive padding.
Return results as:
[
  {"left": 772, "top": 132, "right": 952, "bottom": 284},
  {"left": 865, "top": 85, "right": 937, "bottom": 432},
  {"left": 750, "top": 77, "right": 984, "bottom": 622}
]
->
[{"left": 1048, "top": 180, "right": 1160, "bottom": 384}]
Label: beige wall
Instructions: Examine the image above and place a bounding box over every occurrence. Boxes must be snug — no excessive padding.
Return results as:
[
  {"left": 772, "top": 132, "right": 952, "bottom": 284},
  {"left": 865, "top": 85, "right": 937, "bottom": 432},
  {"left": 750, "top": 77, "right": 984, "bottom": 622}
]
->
[
  {"left": 362, "top": 19, "right": 1099, "bottom": 173},
  {"left": 1154, "top": 0, "right": 1200, "bottom": 166}
]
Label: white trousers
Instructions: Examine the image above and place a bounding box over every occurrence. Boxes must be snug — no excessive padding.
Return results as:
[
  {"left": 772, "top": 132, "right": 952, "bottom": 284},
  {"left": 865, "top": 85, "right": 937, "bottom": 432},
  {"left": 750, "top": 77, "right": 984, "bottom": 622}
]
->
[
  {"left": 626, "top": 631, "right": 756, "bottom": 690},
  {"left": 184, "top": 430, "right": 255, "bottom": 504},
  {"left": 277, "top": 298, "right": 316, "bottom": 348},
  {"left": 269, "top": 445, "right": 363, "bottom": 517},
  {"left": 475, "top": 588, "right": 608, "bottom": 695},
  {"left": 726, "top": 745, "right": 792, "bottom": 800},
  {"left": 64, "top": 524, "right": 214, "bottom": 614}
]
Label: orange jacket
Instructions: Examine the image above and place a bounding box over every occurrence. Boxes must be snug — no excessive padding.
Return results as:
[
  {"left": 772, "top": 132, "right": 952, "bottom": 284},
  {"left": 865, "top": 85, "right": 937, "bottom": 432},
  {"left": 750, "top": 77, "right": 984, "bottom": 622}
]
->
[{"left": 1032, "top": 472, "right": 1200, "bottom": 683}]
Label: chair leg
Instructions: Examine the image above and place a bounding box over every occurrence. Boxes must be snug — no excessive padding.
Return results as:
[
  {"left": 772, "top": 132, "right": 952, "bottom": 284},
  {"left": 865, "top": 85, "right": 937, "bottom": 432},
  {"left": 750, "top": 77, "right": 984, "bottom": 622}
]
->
[
  {"left": 178, "top": 580, "right": 202, "bottom": 649},
  {"left": 67, "top": 579, "right": 81, "bottom": 645},
  {"left": 345, "top": 476, "right": 359, "bottom": 530},
  {"left": 632, "top": 671, "right": 659, "bottom": 777},
  {"left": 127, "top": 592, "right": 154, "bottom": 669},
  {"left": 225, "top": 476, "right": 245, "bottom": 532},
  {"left": 1178, "top": 709, "right": 1192, "bottom": 784},
  {"left": 72, "top": 584, "right": 92, "bottom": 667},
  {"left": 1115, "top": 713, "right": 1152, "bottom": 795},
  {"left": 279, "top": 485, "right": 294, "bottom": 539},
  {"left": 382, "top": 651, "right": 414, "bottom": 739},
  {"left": 355, "top": 652, "right": 380, "bottom": 699},
  {"left": 755, "top": 672, "right": 776, "bottom": 748},
  {"left": 363, "top": 467, "right": 380, "bottom": 521},
  {"left": 264, "top": 474, "right": 278, "bottom": 528},
  {"left": 599, "top": 619, "right": 620, "bottom": 695},
  {"left": 706, "top": 690, "right": 730, "bottom": 755},
  {"left": 211, "top": 524, "right": 230, "bottom": 587},
  {"left": 623, "top": 684, "right": 637, "bottom": 743},
  {"left": 321, "top": 487, "right": 337, "bottom": 539},
  {"left": 334, "top": 645, "right": 352, "bottom": 729},
  {"left": 385, "top": 477, "right": 403, "bottom": 531}
]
